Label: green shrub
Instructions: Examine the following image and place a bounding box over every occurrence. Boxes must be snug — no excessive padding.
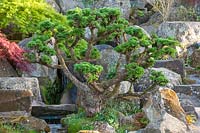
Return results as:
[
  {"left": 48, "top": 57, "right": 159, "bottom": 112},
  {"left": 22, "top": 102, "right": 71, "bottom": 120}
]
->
[
  {"left": 106, "top": 100, "right": 142, "bottom": 116},
  {"left": 0, "top": 0, "right": 67, "bottom": 40},
  {"left": 0, "top": 123, "right": 37, "bottom": 133},
  {"left": 41, "top": 79, "right": 63, "bottom": 104},
  {"left": 62, "top": 109, "right": 95, "bottom": 133}
]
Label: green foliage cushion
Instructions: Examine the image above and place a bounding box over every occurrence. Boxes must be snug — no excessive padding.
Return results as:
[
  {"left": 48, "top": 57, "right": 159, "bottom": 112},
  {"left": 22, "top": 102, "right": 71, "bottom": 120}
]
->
[
  {"left": 0, "top": 0, "right": 67, "bottom": 39},
  {"left": 74, "top": 62, "right": 103, "bottom": 83}
]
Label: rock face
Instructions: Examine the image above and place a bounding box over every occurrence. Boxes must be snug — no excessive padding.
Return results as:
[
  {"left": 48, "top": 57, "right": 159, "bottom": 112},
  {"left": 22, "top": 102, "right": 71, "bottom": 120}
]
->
[
  {"left": 0, "top": 111, "right": 50, "bottom": 132},
  {"left": 55, "top": 0, "right": 84, "bottom": 13},
  {"left": 19, "top": 38, "right": 58, "bottom": 84},
  {"left": 95, "top": 44, "right": 126, "bottom": 80},
  {"left": 0, "top": 58, "right": 18, "bottom": 77},
  {"left": 154, "top": 59, "right": 185, "bottom": 77},
  {"left": 0, "top": 90, "right": 33, "bottom": 113},
  {"left": 174, "top": 85, "right": 200, "bottom": 99},
  {"left": 190, "top": 49, "right": 200, "bottom": 68},
  {"left": 55, "top": 0, "right": 131, "bottom": 18},
  {"left": 93, "top": 0, "right": 131, "bottom": 19},
  {"left": 134, "top": 68, "right": 182, "bottom": 92},
  {"left": 46, "top": 0, "right": 61, "bottom": 12},
  {"left": 137, "top": 88, "right": 188, "bottom": 133},
  {"left": 157, "top": 22, "right": 200, "bottom": 55},
  {"left": 0, "top": 77, "right": 42, "bottom": 102}
]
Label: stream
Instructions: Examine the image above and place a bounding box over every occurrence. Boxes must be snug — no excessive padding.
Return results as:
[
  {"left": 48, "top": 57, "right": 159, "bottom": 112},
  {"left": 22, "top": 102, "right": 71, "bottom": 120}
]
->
[
  {"left": 39, "top": 115, "right": 66, "bottom": 133},
  {"left": 49, "top": 124, "right": 63, "bottom": 133}
]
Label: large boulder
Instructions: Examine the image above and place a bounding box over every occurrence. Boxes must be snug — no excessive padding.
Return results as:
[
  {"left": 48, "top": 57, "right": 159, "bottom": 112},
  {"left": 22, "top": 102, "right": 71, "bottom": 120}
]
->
[
  {"left": 157, "top": 21, "right": 200, "bottom": 55},
  {"left": 56, "top": 0, "right": 131, "bottom": 19},
  {"left": 55, "top": 0, "right": 84, "bottom": 13},
  {"left": 0, "top": 77, "right": 42, "bottom": 103},
  {"left": 190, "top": 49, "right": 200, "bottom": 68},
  {"left": 93, "top": 0, "right": 131, "bottom": 19},
  {"left": 0, "top": 58, "right": 18, "bottom": 77},
  {"left": 133, "top": 88, "right": 189, "bottom": 133},
  {"left": 19, "top": 38, "right": 58, "bottom": 84},
  {"left": 134, "top": 68, "right": 182, "bottom": 92},
  {"left": 0, "top": 111, "right": 50, "bottom": 132},
  {"left": 46, "top": 0, "right": 60, "bottom": 12},
  {"left": 95, "top": 44, "right": 126, "bottom": 80},
  {"left": 0, "top": 89, "right": 33, "bottom": 113},
  {"left": 154, "top": 59, "right": 185, "bottom": 77}
]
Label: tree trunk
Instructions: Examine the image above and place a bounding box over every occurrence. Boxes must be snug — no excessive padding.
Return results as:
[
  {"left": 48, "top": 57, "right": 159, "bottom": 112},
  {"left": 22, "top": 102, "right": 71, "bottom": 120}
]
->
[{"left": 77, "top": 89, "right": 103, "bottom": 117}]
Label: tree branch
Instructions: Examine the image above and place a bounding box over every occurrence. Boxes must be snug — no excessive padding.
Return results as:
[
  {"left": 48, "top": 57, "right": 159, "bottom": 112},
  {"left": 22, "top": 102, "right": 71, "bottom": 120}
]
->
[
  {"left": 55, "top": 42, "right": 90, "bottom": 92},
  {"left": 101, "top": 70, "right": 126, "bottom": 89},
  {"left": 85, "top": 28, "right": 95, "bottom": 60},
  {"left": 89, "top": 82, "right": 104, "bottom": 93}
]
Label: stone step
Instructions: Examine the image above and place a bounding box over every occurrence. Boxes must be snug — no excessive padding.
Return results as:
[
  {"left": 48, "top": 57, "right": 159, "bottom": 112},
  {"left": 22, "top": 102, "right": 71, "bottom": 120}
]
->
[
  {"left": 173, "top": 85, "right": 200, "bottom": 99},
  {"left": 0, "top": 77, "right": 42, "bottom": 102},
  {"left": 31, "top": 104, "right": 76, "bottom": 117}
]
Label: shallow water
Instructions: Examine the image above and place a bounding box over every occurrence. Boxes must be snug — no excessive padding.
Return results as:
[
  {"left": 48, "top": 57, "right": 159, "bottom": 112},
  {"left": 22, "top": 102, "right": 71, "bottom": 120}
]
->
[{"left": 48, "top": 124, "right": 62, "bottom": 133}]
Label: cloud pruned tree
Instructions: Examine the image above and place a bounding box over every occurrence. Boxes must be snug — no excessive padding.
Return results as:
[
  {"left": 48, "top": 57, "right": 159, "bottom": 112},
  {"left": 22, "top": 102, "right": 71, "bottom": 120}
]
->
[{"left": 26, "top": 7, "right": 178, "bottom": 116}]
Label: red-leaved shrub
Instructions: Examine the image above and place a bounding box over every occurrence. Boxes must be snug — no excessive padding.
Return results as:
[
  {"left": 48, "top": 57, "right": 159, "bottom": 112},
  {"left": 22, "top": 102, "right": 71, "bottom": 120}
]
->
[{"left": 0, "top": 32, "right": 31, "bottom": 72}]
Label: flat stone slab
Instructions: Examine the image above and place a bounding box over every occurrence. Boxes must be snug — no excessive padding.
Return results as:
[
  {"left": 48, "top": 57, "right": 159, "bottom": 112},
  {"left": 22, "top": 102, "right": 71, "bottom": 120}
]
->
[
  {"left": 31, "top": 104, "right": 76, "bottom": 117},
  {"left": 154, "top": 59, "right": 185, "bottom": 77},
  {"left": 0, "top": 89, "right": 33, "bottom": 113},
  {"left": 0, "top": 77, "right": 42, "bottom": 102},
  {"left": 174, "top": 85, "right": 200, "bottom": 99}
]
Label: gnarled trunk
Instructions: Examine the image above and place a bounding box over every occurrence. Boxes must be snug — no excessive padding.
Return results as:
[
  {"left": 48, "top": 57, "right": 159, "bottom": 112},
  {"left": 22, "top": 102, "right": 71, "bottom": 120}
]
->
[{"left": 77, "top": 89, "right": 103, "bottom": 117}]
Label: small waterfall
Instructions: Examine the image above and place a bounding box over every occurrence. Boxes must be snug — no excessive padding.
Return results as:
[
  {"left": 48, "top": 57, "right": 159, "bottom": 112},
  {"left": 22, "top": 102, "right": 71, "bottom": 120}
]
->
[{"left": 61, "top": 70, "right": 77, "bottom": 104}]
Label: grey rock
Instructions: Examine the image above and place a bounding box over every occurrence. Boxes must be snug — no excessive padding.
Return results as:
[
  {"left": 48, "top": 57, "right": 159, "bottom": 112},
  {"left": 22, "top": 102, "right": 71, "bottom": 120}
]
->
[
  {"left": 180, "top": 98, "right": 197, "bottom": 117},
  {"left": 141, "top": 24, "right": 159, "bottom": 35},
  {"left": 177, "top": 93, "right": 200, "bottom": 107},
  {"left": 174, "top": 85, "right": 200, "bottom": 100},
  {"left": 95, "top": 44, "right": 113, "bottom": 51},
  {"left": 110, "top": 81, "right": 134, "bottom": 95},
  {"left": 134, "top": 68, "right": 182, "bottom": 92},
  {"left": 96, "top": 45, "right": 126, "bottom": 80},
  {"left": 19, "top": 38, "right": 58, "bottom": 83},
  {"left": 138, "top": 88, "right": 188, "bottom": 133},
  {"left": 56, "top": 0, "right": 131, "bottom": 18},
  {"left": 157, "top": 21, "right": 200, "bottom": 55},
  {"left": 56, "top": 0, "right": 84, "bottom": 13},
  {"left": 18, "top": 37, "right": 32, "bottom": 50},
  {"left": 134, "top": 25, "right": 151, "bottom": 38},
  {"left": 190, "top": 49, "right": 200, "bottom": 68},
  {"left": 0, "top": 77, "right": 42, "bottom": 102},
  {"left": 0, "top": 58, "right": 18, "bottom": 77},
  {"left": 119, "top": 81, "right": 134, "bottom": 94},
  {"left": 46, "top": 0, "right": 61, "bottom": 12},
  {"left": 154, "top": 59, "right": 185, "bottom": 77}
]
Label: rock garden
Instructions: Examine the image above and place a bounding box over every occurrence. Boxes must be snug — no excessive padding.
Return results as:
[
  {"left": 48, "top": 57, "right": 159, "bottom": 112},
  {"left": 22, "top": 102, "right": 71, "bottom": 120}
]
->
[{"left": 0, "top": 0, "right": 200, "bottom": 133}]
